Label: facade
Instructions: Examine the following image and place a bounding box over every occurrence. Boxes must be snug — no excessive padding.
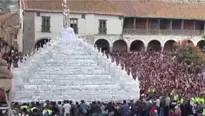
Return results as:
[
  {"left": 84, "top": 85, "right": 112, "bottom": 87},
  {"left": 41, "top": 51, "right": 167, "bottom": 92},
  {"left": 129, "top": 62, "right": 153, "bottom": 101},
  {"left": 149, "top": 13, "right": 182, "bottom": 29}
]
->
[
  {"left": 21, "top": 0, "right": 123, "bottom": 54},
  {"left": 100, "top": 1, "right": 205, "bottom": 52},
  {"left": 21, "top": 0, "right": 205, "bottom": 53}
]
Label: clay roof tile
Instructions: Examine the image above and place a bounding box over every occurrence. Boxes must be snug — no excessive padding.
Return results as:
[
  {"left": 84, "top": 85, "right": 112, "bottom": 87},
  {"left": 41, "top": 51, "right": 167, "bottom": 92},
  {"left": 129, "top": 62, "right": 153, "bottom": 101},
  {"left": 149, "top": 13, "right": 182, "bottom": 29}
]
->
[
  {"left": 22, "top": 0, "right": 123, "bottom": 16},
  {"left": 110, "top": 1, "right": 205, "bottom": 20}
]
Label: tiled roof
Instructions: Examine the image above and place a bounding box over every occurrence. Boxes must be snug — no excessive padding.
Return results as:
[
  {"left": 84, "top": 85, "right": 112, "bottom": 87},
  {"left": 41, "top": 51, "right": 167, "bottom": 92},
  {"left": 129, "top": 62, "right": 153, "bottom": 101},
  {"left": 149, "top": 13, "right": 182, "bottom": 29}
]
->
[
  {"left": 22, "top": 0, "right": 122, "bottom": 16},
  {"left": 110, "top": 1, "right": 205, "bottom": 20}
]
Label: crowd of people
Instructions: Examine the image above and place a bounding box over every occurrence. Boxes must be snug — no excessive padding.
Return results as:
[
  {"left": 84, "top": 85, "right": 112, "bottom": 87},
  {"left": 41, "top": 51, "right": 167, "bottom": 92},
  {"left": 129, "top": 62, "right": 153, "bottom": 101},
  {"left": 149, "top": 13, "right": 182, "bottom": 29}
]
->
[
  {"left": 0, "top": 38, "right": 23, "bottom": 69},
  {"left": 6, "top": 97, "right": 205, "bottom": 116},
  {"left": 111, "top": 50, "right": 205, "bottom": 98},
  {"left": 1, "top": 37, "right": 205, "bottom": 115},
  {"left": 110, "top": 50, "right": 205, "bottom": 115}
]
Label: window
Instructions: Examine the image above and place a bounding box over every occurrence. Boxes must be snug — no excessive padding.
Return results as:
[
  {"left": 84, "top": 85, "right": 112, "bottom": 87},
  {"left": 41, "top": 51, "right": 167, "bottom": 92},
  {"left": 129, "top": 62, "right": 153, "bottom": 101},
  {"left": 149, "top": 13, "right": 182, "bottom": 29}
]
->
[
  {"left": 99, "top": 20, "right": 107, "bottom": 34},
  {"left": 70, "top": 18, "right": 78, "bottom": 34},
  {"left": 41, "top": 16, "right": 50, "bottom": 32}
]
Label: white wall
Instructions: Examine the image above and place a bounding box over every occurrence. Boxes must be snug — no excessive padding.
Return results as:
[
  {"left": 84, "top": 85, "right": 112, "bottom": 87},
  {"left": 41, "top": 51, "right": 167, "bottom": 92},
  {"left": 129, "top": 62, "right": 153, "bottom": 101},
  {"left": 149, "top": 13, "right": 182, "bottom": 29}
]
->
[
  {"left": 94, "top": 15, "right": 123, "bottom": 35},
  {"left": 34, "top": 13, "right": 63, "bottom": 42},
  {"left": 34, "top": 12, "right": 123, "bottom": 42},
  {"left": 84, "top": 14, "right": 123, "bottom": 35}
]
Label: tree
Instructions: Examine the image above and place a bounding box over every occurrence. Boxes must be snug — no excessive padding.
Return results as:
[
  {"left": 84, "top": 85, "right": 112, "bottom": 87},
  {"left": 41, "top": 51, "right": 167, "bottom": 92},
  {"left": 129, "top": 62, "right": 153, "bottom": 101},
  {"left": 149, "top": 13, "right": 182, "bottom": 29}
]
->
[{"left": 175, "top": 40, "right": 205, "bottom": 65}]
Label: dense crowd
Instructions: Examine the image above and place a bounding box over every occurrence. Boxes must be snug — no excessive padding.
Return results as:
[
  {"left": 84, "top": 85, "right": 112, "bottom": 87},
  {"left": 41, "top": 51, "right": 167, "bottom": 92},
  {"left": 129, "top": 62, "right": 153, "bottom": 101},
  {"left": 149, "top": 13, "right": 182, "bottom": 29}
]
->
[
  {"left": 110, "top": 50, "right": 205, "bottom": 115},
  {"left": 0, "top": 95, "right": 202, "bottom": 116},
  {"left": 1, "top": 97, "right": 203, "bottom": 116},
  {"left": 0, "top": 50, "right": 202, "bottom": 116},
  {"left": 1, "top": 37, "right": 205, "bottom": 115},
  {"left": 0, "top": 38, "right": 23, "bottom": 69},
  {"left": 112, "top": 50, "right": 205, "bottom": 98}
]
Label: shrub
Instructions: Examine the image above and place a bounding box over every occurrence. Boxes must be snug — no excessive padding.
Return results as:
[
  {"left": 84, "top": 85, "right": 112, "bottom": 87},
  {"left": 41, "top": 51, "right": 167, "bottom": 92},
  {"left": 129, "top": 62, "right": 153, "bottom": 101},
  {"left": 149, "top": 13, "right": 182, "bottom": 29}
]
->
[{"left": 175, "top": 40, "right": 205, "bottom": 65}]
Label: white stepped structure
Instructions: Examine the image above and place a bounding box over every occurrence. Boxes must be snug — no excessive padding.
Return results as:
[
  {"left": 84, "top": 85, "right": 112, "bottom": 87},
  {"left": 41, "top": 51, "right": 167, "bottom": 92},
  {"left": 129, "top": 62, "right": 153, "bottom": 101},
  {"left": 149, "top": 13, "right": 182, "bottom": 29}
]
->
[{"left": 12, "top": 36, "right": 140, "bottom": 102}]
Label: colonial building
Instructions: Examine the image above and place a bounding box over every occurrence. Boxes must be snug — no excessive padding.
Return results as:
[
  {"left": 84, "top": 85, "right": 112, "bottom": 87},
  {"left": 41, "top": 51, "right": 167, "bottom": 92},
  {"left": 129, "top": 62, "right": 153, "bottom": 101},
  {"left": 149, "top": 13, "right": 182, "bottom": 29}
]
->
[
  {"left": 106, "top": 1, "right": 205, "bottom": 52},
  {"left": 21, "top": 0, "right": 123, "bottom": 53},
  {"left": 21, "top": 0, "right": 205, "bottom": 53}
]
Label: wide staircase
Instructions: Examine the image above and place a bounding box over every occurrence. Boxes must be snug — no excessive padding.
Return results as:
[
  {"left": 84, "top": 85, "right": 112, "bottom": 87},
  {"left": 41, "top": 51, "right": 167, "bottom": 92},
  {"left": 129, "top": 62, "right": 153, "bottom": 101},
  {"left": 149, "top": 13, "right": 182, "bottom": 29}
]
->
[{"left": 12, "top": 38, "right": 140, "bottom": 102}]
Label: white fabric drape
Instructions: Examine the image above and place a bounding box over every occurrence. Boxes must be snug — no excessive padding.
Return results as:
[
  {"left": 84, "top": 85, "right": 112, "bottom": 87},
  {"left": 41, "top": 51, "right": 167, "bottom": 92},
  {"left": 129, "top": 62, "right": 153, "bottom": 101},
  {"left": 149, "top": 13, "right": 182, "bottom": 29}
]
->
[{"left": 61, "top": 27, "right": 76, "bottom": 42}]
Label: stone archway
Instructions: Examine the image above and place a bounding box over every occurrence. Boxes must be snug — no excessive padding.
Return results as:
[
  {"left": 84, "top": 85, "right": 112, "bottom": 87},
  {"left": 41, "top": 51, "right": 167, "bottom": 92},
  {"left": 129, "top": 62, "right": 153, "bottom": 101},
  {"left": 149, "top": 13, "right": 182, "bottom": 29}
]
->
[
  {"left": 197, "top": 40, "right": 205, "bottom": 51},
  {"left": 95, "top": 39, "right": 110, "bottom": 52},
  {"left": 147, "top": 40, "right": 161, "bottom": 51},
  {"left": 187, "top": 40, "right": 194, "bottom": 45},
  {"left": 112, "top": 40, "right": 127, "bottom": 52},
  {"left": 130, "top": 40, "right": 145, "bottom": 51},
  {"left": 180, "top": 39, "right": 194, "bottom": 46},
  {"left": 164, "top": 40, "right": 176, "bottom": 51},
  {"left": 35, "top": 38, "right": 50, "bottom": 49}
]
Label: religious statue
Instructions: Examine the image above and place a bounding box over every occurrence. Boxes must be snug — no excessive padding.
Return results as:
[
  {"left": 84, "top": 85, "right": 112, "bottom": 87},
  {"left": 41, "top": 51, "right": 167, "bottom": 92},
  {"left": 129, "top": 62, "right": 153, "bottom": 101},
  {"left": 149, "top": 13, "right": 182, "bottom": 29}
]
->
[{"left": 62, "top": 0, "right": 70, "bottom": 28}]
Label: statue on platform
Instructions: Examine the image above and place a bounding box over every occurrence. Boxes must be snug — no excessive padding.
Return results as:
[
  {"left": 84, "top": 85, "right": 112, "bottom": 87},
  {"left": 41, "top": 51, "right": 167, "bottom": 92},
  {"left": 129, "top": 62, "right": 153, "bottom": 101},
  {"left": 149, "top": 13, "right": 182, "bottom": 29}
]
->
[
  {"left": 61, "top": 27, "right": 76, "bottom": 42},
  {"left": 61, "top": 0, "right": 76, "bottom": 42}
]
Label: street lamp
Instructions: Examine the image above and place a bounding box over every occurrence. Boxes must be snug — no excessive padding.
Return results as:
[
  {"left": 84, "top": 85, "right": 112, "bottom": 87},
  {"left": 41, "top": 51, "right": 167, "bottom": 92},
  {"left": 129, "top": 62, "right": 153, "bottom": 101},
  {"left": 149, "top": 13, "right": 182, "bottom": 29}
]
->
[{"left": 62, "top": 0, "right": 70, "bottom": 28}]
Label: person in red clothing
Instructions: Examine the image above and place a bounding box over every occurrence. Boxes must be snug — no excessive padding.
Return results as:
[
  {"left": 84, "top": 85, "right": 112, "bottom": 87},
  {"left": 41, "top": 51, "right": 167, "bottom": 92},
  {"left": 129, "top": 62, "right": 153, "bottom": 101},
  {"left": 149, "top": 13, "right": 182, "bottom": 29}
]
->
[
  {"left": 0, "top": 91, "right": 4, "bottom": 101},
  {"left": 0, "top": 91, "right": 5, "bottom": 106},
  {"left": 174, "top": 105, "right": 182, "bottom": 116},
  {"left": 150, "top": 105, "right": 158, "bottom": 116},
  {"left": 169, "top": 109, "right": 175, "bottom": 116}
]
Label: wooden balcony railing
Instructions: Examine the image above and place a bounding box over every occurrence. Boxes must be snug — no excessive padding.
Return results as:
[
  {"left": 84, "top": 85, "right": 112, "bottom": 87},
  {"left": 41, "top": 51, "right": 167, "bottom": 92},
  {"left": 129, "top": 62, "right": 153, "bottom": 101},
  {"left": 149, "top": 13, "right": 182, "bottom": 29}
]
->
[{"left": 123, "top": 29, "right": 204, "bottom": 36}]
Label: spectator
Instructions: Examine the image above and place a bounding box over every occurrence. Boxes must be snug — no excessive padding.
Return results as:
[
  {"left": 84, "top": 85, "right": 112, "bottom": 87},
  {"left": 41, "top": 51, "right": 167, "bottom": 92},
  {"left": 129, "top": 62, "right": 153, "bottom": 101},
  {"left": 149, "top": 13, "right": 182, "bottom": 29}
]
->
[
  {"left": 63, "top": 100, "right": 71, "bottom": 116},
  {"left": 120, "top": 100, "right": 129, "bottom": 116}
]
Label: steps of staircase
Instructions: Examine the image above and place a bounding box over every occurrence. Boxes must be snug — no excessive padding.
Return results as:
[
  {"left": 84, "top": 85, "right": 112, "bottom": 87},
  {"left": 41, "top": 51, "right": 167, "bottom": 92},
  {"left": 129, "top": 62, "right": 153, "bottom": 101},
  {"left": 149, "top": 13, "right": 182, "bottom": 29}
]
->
[
  {"left": 30, "top": 74, "right": 111, "bottom": 79},
  {"left": 14, "top": 89, "right": 130, "bottom": 102},
  {"left": 21, "top": 84, "right": 121, "bottom": 90},
  {"left": 13, "top": 39, "right": 140, "bottom": 102},
  {"left": 28, "top": 79, "right": 114, "bottom": 84}
]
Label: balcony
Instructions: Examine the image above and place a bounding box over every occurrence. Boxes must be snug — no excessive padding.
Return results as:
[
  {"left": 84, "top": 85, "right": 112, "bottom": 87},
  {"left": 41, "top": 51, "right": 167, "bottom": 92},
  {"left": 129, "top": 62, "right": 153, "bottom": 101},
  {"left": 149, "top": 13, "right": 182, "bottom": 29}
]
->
[{"left": 123, "top": 29, "right": 204, "bottom": 36}]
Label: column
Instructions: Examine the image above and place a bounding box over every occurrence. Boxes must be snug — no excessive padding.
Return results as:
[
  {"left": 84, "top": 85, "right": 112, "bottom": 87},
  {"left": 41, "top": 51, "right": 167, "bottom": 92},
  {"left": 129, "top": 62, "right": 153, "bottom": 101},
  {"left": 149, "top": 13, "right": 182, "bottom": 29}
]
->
[
  {"left": 169, "top": 20, "right": 172, "bottom": 30},
  {"left": 145, "top": 47, "right": 147, "bottom": 52},
  {"left": 110, "top": 47, "right": 113, "bottom": 53},
  {"left": 193, "top": 20, "right": 196, "bottom": 35},
  {"left": 158, "top": 19, "right": 161, "bottom": 34},
  {"left": 146, "top": 19, "right": 149, "bottom": 34},
  {"left": 204, "top": 21, "right": 205, "bottom": 33},
  {"left": 161, "top": 46, "right": 164, "bottom": 52},
  {"left": 133, "top": 18, "right": 136, "bottom": 30},
  {"left": 193, "top": 20, "right": 196, "bottom": 30},
  {"left": 181, "top": 20, "right": 184, "bottom": 29}
]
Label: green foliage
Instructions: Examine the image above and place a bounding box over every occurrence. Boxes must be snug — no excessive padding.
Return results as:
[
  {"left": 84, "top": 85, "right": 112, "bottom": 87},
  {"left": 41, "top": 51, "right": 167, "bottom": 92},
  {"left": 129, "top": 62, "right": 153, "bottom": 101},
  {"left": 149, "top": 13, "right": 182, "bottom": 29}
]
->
[{"left": 175, "top": 44, "right": 205, "bottom": 65}]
